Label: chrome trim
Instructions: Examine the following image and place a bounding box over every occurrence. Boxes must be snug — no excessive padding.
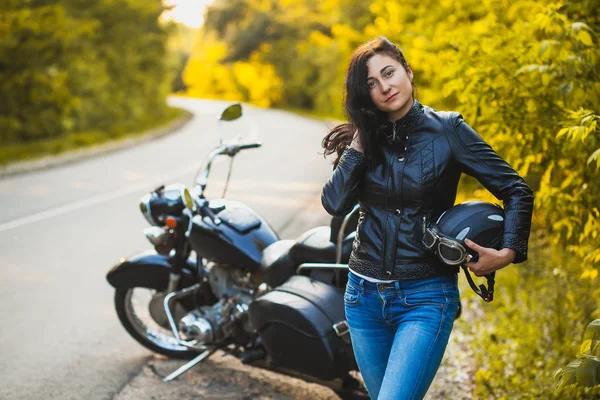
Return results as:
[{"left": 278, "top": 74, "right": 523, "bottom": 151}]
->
[
  {"left": 163, "top": 284, "right": 201, "bottom": 343},
  {"left": 178, "top": 313, "right": 214, "bottom": 343},
  {"left": 122, "top": 288, "right": 190, "bottom": 353},
  {"left": 194, "top": 142, "right": 261, "bottom": 196},
  {"left": 139, "top": 192, "right": 155, "bottom": 226},
  {"left": 422, "top": 227, "right": 439, "bottom": 249},
  {"left": 183, "top": 208, "right": 194, "bottom": 238},
  {"left": 162, "top": 347, "right": 217, "bottom": 382},
  {"left": 333, "top": 321, "right": 349, "bottom": 337},
  {"left": 217, "top": 119, "right": 224, "bottom": 148},
  {"left": 167, "top": 272, "right": 181, "bottom": 294},
  {"left": 438, "top": 240, "right": 467, "bottom": 266},
  {"left": 423, "top": 225, "right": 469, "bottom": 265},
  {"left": 296, "top": 263, "right": 349, "bottom": 274},
  {"left": 196, "top": 147, "right": 225, "bottom": 191},
  {"left": 336, "top": 204, "right": 360, "bottom": 264}
]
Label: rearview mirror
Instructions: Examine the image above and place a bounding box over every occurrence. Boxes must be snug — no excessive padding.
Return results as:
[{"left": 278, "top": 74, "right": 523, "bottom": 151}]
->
[{"left": 219, "top": 103, "right": 242, "bottom": 122}]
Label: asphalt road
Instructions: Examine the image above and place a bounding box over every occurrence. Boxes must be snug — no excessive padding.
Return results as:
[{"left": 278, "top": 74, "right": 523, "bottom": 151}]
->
[{"left": 0, "top": 97, "right": 336, "bottom": 400}]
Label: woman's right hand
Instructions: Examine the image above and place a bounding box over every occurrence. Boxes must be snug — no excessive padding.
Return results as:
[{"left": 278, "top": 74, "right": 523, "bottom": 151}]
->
[{"left": 350, "top": 129, "right": 365, "bottom": 153}]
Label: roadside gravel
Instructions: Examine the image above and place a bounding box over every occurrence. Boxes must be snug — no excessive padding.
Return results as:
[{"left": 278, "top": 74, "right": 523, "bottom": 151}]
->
[{"left": 114, "top": 314, "right": 475, "bottom": 400}]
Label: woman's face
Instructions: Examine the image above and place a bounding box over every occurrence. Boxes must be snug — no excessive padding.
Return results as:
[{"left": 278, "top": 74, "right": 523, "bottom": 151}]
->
[{"left": 366, "top": 53, "right": 414, "bottom": 121}]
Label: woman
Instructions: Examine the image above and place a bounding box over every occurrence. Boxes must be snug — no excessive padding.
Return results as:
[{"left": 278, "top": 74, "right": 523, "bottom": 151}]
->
[{"left": 321, "top": 36, "right": 534, "bottom": 400}]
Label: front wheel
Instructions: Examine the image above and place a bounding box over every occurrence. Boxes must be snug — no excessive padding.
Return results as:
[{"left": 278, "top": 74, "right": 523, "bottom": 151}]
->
[{"left": 114, "top": 287, "right": 197, "bottom": 359}]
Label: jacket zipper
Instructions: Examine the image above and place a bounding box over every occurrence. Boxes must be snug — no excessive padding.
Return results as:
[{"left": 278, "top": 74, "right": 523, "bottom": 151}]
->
[{"left": 391, "top": 145, "right": 407, "bottom": 269}]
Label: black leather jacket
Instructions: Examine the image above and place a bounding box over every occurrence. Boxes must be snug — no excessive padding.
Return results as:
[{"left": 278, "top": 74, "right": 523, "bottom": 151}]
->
[{"left": 321, "top": 101, "right": 534, "bottom": 280}]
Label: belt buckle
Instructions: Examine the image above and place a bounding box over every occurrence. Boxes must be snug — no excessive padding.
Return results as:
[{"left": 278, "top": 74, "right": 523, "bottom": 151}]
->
[{"left": 333, "top": 321, "right": 349, "bottom": 337}]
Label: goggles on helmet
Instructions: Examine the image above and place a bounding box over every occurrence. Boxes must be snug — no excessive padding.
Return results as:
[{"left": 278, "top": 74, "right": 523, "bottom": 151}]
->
[
  {"left": 422, "top": 220, "right": 495, "bottom": 302},
  {"left": 421, "top": 223, "right": 474, "bottom": 266}
]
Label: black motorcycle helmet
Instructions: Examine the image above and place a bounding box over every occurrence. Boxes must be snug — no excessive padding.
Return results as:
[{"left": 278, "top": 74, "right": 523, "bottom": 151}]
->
[{"left": 422, "top": 200, "right": 505, "bottom": 302}]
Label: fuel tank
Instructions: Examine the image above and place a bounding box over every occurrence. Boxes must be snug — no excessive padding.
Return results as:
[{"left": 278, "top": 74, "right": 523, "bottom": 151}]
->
[{"left": 188, "top": 199, "right": 279, "bottom": 269}]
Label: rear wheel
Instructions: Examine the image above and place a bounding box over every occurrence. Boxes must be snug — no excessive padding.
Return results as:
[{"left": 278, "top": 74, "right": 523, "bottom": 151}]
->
[{"left": 114, "top": 287, "right": 197, "bottom": 359}]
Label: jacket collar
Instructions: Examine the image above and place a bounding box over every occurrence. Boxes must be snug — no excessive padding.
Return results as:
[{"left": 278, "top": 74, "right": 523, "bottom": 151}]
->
[{"left": 379, "top": 99, "right": 425, "bottom": 143}]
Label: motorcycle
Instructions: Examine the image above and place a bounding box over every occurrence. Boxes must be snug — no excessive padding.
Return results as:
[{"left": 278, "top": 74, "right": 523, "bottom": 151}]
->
[{"left": 106, "top": 103, "right": 366, "bottom": 398}]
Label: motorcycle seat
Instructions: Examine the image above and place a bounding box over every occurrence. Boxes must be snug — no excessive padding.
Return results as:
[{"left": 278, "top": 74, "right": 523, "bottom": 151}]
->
[
  {"left": 258, "top": 227, "right": 355, "bottom": 287},
  {"left": 289, "top": 226, "right": 354, "bottom": 264},
  {"left": 258, "top": 240, "right": 296, "bottom": 287}
]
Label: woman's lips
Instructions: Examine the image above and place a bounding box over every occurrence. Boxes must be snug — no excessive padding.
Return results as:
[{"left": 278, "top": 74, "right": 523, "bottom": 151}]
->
[{"left": 385, "top": 93, "right": 398, "bottom": 102}]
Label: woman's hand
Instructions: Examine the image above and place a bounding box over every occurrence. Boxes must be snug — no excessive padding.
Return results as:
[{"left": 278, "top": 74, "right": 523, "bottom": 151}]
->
[
  {"left": 350, "top": 129, "right": 365, "bottom": 153},
  {"left": 463, "top": 239, "right": 516, "bottom": 276}
]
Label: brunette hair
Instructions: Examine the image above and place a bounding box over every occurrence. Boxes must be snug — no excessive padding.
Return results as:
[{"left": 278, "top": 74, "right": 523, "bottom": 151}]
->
[{"left": 322, "top": 36, "right": 416, "bottom": 167}]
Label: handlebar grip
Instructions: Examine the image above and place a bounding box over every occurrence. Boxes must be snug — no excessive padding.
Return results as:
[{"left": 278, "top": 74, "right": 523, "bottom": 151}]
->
[{"left": 238, "top": 142, "right": 262, "bottom": 150}]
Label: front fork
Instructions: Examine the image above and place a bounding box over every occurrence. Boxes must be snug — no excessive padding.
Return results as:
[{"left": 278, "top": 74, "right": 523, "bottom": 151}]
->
[
  {"left": 166, "top": 207, "right": 200, "bottom": 294},
  {"left": 160, "top": 209, "right": 220, "bottom": 381}
]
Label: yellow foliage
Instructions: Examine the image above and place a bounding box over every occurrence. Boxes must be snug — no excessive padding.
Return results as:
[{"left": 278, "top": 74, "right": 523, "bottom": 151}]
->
[
  {"left": 308, "top": 30, "right": 334, "bottom": 47},
  {"left": 233, "top": 54, "right": 283, "bottom": 107},
  {"left": 580, "top": 269, "right": 598, "bottom": 280},
  {"left": 183, "top": 30, "right": 282, "bottom": 107}
]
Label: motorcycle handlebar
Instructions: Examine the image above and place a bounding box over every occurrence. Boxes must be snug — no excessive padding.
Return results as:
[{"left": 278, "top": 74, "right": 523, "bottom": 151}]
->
[
  {"left": 195, "top": 142, "right": 262, "bottom": 192},
  {"left": 237, "top": 142, "right": 262, "bottom": 151},
  {"left": 224, "top": 142, "right": 262, "bottom": 155}
]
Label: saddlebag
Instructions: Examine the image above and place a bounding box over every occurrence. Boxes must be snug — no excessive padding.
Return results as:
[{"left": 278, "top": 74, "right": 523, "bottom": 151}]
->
[{"left": 248, "top": 275, "right": 356, "bottom": 381}]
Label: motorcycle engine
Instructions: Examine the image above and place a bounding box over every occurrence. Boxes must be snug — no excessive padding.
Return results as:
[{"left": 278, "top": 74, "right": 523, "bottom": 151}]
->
[{"left": 178, "top": 263, "right": 255, "bottom": 345}]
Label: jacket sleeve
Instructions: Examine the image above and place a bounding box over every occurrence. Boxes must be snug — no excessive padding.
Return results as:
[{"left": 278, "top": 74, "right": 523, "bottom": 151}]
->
[
  {"left": 447, "top": 112, "right": 534, "bottom": 263},
  {"left": 321, "top": 146, "right": 366, "bottom": 216}
]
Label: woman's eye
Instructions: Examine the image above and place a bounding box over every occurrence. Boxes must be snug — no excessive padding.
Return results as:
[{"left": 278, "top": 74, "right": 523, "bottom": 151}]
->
[
  {"left": 368, "top": 81, "right": 377, "bottom": 88},
  {"left": 385, "top": 69, "right": 394, "bottom": 77}
]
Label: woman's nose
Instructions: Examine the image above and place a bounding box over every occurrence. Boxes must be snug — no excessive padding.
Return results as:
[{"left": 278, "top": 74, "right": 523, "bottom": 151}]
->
[{"left": 380, "top": 82, "right": 391, "bottom": 94}]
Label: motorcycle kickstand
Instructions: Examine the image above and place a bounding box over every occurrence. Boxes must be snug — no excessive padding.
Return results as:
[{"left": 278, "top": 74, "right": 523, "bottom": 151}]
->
[{"left": 162, "top": 347, "right": 217, "bottom": 382}]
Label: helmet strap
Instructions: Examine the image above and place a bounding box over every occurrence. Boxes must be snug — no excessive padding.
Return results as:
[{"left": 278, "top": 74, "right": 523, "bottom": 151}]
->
[{"left": 461, "top": 266, "right": 495, "bottom": 302}]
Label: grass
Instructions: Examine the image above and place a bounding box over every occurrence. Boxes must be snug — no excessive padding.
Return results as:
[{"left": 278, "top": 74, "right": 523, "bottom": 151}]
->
[{"left": 0, "top": 106, "right": 188, "bottom": 166}]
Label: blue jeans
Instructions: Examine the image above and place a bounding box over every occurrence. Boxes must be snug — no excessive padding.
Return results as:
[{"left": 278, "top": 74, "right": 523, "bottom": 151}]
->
[{"left": 344, "top": 271, "right": 460, "bottom": 400}]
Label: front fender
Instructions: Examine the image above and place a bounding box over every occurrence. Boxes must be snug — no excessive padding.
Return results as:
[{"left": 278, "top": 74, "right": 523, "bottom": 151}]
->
[{"left": 106, "top": 249, "right": 198, "bottom": 290}]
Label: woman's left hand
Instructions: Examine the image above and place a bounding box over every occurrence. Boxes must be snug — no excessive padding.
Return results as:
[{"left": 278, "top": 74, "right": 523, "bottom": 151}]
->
[{"left": 463, "top": 239, "right": 516, "bottom": 276}]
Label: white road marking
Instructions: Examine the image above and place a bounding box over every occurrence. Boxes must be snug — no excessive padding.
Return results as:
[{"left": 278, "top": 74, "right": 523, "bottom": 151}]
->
[
  {"left": 0, "top": 163, "right": 199, "bottom": 233},
  {"left": 0, "top": 178, "right": 324, "bottom": 234},
  {"left": 0, "top": 110, "right": 321, "bottom": 233}
]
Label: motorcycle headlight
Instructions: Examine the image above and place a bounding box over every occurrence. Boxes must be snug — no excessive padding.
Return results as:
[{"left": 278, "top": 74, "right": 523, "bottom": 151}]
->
[
  {"left": 139, "top": 193, "right": 155, "bottom": 225},
  {"left": 138, "top": 183, "right": 188, "bottom": 226}
]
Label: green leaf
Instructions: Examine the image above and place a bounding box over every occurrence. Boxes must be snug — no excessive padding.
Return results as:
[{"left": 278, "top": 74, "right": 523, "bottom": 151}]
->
[
  {"left": 556, "top": 127, "right": 570, "bottom": 138},
  {"left": 587, "top": 148, "right": 600, "bottom": 168},
  {"left": 578, "top": 30, "right": 594, "bottom": 46},
  {"left": 539, "top": 40, "right": 550, "bottom": 57}
]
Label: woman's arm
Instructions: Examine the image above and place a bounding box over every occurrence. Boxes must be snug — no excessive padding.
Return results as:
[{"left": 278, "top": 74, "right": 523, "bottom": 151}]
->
[
  {"left": 447, "top": 113, "right": 535, "bottom": 264},
  {"left": 321, "top": 132, "right": 366, "bottom": 216}
]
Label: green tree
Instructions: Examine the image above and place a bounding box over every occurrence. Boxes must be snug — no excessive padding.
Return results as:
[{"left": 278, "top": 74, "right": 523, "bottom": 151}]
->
[{"left": 0, "top": 0, "right": 174, "bottom": 146}]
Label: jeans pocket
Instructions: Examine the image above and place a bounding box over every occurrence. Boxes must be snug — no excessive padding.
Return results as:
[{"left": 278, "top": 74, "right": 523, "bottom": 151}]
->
[
  {"left": 344, "top": 285, "right": 360, "bottom": 307},
  {"left": 403, "top": 288, "right": 446, "bottom": 307}
]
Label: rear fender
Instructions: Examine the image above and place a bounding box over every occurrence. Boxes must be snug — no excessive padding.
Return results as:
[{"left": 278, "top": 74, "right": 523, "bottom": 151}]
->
[{"left": 106, "top": 249, "right": 198, "bottom": 290}]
